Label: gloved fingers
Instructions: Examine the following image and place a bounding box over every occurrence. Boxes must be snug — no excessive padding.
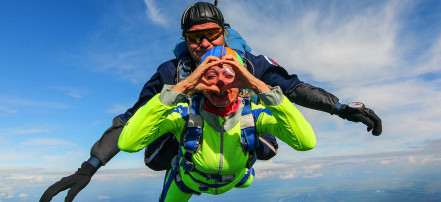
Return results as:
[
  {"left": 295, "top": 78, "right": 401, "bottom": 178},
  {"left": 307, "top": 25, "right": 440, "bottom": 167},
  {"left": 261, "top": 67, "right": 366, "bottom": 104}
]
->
[
  {"left": 367, "top": 125, "right": 373, "bottom": 132},
  {"left": 366, "top": 108, "right": 382, "bottom": 136},
  {"left": 351, "top": 114, "right": 375, "bottom": 132},
  {"left": 65, "top": 179, "right": 90, "bottom": 202},
  {"left": 40, "top": 178, "right": 73, "bottom": 202}
]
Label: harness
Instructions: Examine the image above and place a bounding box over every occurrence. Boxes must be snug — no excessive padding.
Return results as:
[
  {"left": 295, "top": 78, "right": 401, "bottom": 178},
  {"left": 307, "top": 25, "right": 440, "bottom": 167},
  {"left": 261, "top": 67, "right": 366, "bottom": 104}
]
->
[
  {"left": 173, "top": 93, "right": 260, "bottom": 192},
  {"left": 146, "top": 44, "right": 257, "bottom": 172}
]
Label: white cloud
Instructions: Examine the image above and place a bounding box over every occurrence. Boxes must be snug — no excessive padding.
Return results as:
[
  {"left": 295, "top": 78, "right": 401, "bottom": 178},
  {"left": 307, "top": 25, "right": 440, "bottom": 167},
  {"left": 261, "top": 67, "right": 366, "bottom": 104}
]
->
[
  {"left": 381, "top": 160, "right": 392, "bottom": 165},
  {"left": 53, "top": 86, "right": 87, "bottom": 99},
  {"left": 254, "top": 160, "right": 293, "bottom": 171},
  {"left": 408, "top": 156, "right": 416, "bottom": 164},
  {"left": 302, "top": 164, "right": 323, "bottom": 173},
  {"left": 10, "top": 176, "right": 44, "bottom": 183},
  {"left": 143, "top": 0, "right": 167, "bottom": 26},
  {"left": 253, "top": 170, "right": 277, "bottom": 180},
  {"left": 0, "top": 127, "right": 50, "bottom": 136},
  {"left": 0, "top": 182, "right": 14, "bottom": 194},
  {"left": 88, "top": 48, "right": 154, "bottom": 84},
  {"left": 278, "top": 169, "right": 299, "bottom": 180},
  {"left": 303, "top": 173, "right": 323, "bottom": 179},
  {"left": 0, "top": 94, "right": 71, "bottom": 109},
  {"left": 92, "top": 167, "right": 163, "bottom": 182},
  {"left": 18, "top": 193, "right": 28, "bottom": 199},
  {"left": 421, "top": 158, "right": 441, "bottom": 165},
  {"left": 98, "top": 195, "right": 112, "bottom": 200},
  {"left": 224, "top": 0, "right": 404, "bottom": 85},
  {"left": 14, "top": 129, "right": 50, "bottom": 135},
  {"left": 21, "top": 138, "right": 77, "bottom": 146},
  {"left": 107, "top": 104, "right": 131, "bottom": 114},
  {"left": 0, "top": 106, "right": 17, "bottom": 115},
  {"left": 414, "top": 35, "right": 441, "bottom": 76}
]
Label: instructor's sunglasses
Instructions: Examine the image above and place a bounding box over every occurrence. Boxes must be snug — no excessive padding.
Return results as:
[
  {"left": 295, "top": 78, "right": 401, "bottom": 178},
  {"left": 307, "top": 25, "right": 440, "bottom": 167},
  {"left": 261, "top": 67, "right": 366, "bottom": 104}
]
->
[{"left": 185, "top": 28, "right": 223, "bottom": 44}]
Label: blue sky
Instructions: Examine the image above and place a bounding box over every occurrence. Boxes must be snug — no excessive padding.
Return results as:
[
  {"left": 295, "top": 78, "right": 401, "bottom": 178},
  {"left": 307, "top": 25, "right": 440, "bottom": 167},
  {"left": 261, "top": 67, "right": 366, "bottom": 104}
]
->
[{"left": 1, "top": 0, "right": 441, "bottom": 201}]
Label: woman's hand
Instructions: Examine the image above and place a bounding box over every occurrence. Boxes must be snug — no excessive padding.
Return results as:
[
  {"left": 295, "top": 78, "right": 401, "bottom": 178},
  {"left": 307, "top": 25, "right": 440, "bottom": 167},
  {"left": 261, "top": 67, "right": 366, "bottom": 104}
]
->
[
  {"left": 172, "top": 56, "right": 223, "bottom": 95},
  {"left": 221, "top": 55, "right": 271, "bottom": 94}
]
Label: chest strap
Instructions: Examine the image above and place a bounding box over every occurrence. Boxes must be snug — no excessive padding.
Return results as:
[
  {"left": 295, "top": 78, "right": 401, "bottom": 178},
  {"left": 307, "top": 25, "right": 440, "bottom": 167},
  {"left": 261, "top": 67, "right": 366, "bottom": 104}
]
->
[
  {"left": 182, "top": 94, "right": 203, "bottom": 153},
  {"left": 240, "top": 98, "right": 260, "bottom": 168}
]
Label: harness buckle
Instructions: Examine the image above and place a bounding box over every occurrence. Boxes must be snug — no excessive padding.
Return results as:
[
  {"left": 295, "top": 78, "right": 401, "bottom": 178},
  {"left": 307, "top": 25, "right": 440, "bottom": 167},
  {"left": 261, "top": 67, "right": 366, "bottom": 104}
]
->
[
  {"left": 220, "top": 174, "right": 235, "bottom": 183},
  {"left": 180, "top": 152, "right": 195, "bottom": 172},
  {"left": 183, "top": 127, "right": 202, "bottom": 153}
]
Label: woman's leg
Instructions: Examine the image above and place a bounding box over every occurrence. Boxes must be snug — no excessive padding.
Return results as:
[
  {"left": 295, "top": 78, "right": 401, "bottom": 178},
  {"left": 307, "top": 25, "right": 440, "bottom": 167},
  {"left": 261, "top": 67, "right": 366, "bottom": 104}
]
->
[{"left": 159, "top": 169, "right": 192, "bottom": 202}]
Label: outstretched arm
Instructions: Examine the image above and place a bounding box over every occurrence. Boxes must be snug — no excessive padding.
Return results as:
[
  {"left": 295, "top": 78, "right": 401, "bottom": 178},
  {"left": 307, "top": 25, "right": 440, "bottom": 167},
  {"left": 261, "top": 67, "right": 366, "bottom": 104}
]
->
[
  {"left": 290, "top": 83, "right": 382, "bottom": 136},
  {"left": 118, "top": 87, "right": 187, "bottom": 152},
  {"left": 256, "top": 87, "right": 316, "bottom": 151},
  {"left": 40, "top": 61, "right": 177, "bottom": 202},
  {"left": 221, "top": 54, "right": 316, "bottom": 150},
  {"left": 245, "top": 53, "right": 382, "bottom": 136}
]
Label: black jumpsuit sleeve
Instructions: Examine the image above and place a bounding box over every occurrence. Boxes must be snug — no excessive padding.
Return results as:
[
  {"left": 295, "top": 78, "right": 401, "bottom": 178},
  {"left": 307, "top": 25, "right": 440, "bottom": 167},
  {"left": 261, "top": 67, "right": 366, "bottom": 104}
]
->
[
  {"left": 89, "top": 60, "right": 178, "bottom": 165},
  {"left": 245, "top": 53, "right": 339, "bottom": 114}
]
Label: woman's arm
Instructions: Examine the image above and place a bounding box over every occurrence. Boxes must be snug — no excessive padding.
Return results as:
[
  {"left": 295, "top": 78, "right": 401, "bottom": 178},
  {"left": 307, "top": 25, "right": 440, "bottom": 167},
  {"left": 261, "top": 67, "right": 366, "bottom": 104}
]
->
[
  {"left": 255, "top": 86, "right": 316, "bottom": 151},
  {"left": 221, "top": 55, "right": 315, "bottom": 150},
  {"left": 118, "top": 85, "right": 188, "bottom": 152}
]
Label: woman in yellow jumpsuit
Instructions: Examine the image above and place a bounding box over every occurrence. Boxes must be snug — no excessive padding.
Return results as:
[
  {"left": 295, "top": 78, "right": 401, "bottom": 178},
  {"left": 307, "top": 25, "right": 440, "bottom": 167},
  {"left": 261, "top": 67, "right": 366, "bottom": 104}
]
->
[{"left": 118, "top": 46, "right": 316, "bottom": 201}]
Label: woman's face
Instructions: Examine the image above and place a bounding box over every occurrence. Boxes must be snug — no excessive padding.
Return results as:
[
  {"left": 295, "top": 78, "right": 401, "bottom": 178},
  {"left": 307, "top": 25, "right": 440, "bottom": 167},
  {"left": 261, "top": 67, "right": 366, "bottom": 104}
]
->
[{"left": 203, "top": 64, "right": 239, "bottom": 109}]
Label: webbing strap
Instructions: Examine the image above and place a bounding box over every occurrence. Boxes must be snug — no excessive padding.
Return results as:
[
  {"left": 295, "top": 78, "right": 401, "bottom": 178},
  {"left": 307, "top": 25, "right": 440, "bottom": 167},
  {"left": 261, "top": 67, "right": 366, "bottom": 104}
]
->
[
  {"left": 168, "top": 156, "right": 201, "bottom": 196},
  {"left": 183, "top": 125, "right": 202, "bottom": 153},
  {"left": 178, "top": 148, "right": 235, "bottom": 183},
  {"left": 183, "top": 95, "right": 203, "bottom": 153},
  {"left": 235, "top": 168, "right": 255, "bottom": 187},
  {"left": 241, "top": 127, "right": 257, "bottom": 152},
  {"left": 187, "top": 114, "right": 203, "bottom": 128},
  {"left": 240, "top": 98, "right": 259, "bottom": 153},
  {"left": 240, "top": 114, "right": 254, "bottom": 129},
  {"left": 187, "top": 173, "right": 233, "bottom": 191},
  {"left": 241, "top": 98, "right": 252, "bottom": 115}
]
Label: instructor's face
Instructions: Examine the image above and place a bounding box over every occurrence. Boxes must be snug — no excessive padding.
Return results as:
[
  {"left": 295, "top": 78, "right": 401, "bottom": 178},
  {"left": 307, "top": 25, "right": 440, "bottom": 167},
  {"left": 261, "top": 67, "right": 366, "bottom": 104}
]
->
[{"left": 185, "top": 22, "right": 225, "bottom": 62}]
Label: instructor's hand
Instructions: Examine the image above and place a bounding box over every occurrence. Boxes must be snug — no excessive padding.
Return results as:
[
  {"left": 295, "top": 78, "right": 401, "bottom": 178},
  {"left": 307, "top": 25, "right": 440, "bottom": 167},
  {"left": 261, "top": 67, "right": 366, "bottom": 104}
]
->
[
  {"left": 338, "top": 102, "right": 382, "bottom": 136},
  {"left": 40, "top": 162, "right": 97, "bottom": 202}
]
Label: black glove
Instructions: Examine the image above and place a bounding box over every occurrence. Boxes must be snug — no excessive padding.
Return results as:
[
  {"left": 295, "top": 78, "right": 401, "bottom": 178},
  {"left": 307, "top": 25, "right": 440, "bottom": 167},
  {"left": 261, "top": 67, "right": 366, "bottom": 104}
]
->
[
  {"left": 338, "top": 102, "right": 382, "bottom": 136},
  {"left": 40, "top": 162, "right": 98, "bottom": 202}
]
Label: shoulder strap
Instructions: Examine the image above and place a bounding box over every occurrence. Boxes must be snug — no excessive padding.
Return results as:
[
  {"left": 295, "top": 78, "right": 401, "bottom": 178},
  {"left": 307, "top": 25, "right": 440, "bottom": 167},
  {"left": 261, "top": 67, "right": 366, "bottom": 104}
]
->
[
  {"left": 175, "top": 54, "right": 193, "bottom": 84},
  {"left": 239, "top": 98, "right": 261, "bottom": 169},
  {"left": 182, "top": 94, "right": 204, "bottom": 153},
  {"left": 178, "top": 94, "right": 203, "bottom": 172}
]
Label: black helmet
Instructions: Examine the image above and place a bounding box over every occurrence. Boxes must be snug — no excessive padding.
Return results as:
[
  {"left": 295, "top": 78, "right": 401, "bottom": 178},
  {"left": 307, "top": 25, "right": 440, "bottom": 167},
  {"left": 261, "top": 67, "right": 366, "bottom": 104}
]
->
[{"left": 181, "top": 2, "right": 224, "bottom": 34}]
